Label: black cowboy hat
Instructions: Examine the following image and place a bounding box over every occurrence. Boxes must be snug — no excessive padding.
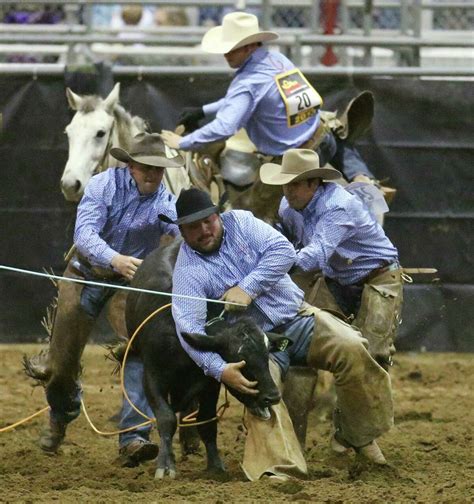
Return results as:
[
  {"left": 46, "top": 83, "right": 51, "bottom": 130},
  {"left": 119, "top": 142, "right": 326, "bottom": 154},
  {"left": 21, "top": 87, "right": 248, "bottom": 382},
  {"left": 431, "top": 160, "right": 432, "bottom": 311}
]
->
[
  {"left": 159, "top": 188, "right": 220, "bottom": 226},
  {"left": 111, "top": 132, "right": 184, "bottom": 168}
]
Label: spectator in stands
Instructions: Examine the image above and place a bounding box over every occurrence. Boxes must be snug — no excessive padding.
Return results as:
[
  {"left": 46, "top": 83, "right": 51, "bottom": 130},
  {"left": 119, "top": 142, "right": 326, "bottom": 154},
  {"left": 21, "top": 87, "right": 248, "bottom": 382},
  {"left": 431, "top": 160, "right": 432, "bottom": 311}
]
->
[
  {"left": 161, "top": 11, "right": 375, "bottom": 184},
  {"left": 154, "top": 7, "right": 189, "bottom": 27}
]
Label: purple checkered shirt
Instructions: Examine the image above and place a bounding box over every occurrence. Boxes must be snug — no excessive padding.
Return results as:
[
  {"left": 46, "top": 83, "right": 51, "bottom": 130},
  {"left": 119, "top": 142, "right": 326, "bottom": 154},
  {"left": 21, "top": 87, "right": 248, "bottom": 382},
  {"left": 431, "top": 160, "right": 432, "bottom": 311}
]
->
[
  {"left": 172, "top": 210, "right": 304, "bottom": 381},
  {"left": 279, "top": 182, "right": 399, "bottom": 285},
  {"left": 74, "top": 167, "right": 178, "bottom": 268}
]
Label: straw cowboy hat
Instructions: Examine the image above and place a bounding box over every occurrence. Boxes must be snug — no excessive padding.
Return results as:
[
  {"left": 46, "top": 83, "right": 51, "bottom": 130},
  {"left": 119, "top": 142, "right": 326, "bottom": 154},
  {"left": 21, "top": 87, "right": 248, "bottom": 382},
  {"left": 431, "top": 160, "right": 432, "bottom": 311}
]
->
[
  {"left": 111, "top": 132, "right": 184, "bottom": 168},
  {"left": 201, "top": 12, "right": 278, "bottom": 54},
  {"left": 260, "top": 149, "right": 341, "bottom": 185}
]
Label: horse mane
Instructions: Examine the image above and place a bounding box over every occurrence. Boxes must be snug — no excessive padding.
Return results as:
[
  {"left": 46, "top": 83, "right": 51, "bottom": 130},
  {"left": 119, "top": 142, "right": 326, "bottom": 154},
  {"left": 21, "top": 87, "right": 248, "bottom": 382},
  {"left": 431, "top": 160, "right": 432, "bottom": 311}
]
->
[
  {"left": 113, "top": 104, "right": 135, "bottom": 150},
  {"left": 76, "top": 95, "right": 103, "bottom": 114}
]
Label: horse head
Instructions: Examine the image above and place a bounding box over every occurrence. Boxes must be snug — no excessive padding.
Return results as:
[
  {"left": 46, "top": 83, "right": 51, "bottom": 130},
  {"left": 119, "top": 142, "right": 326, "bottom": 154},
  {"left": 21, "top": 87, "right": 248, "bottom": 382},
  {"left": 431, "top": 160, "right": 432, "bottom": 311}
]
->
[{"left": 61, "top": 83, "right": 126, "bottom": 202}]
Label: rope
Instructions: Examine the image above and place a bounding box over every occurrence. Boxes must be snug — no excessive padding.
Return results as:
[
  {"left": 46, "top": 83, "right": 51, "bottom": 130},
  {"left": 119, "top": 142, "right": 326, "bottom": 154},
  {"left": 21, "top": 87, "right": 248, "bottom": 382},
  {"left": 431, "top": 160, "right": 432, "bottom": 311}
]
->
[
  {"left": 0, "top": 406, "right": 50, "bottom": 433},
  {"left": 119, "top": 302, "right": 230, "bottom": 428},
  {"left": 0, "top": 264, "right": 245, "bottom": 308},
  {"left": 80, "top": 398, "right": 152, "bottom": 436},
  {"left": 1, "top": 303, "right": 230, "bottom": 435}
]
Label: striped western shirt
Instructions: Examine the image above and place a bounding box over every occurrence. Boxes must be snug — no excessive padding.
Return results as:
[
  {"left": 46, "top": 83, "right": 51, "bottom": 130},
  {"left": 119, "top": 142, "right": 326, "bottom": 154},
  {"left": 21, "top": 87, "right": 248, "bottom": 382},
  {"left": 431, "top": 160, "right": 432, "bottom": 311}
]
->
[
  {"left": 172, "top": 210, "right": 304, "bottom": 381},
  {"left": 179, "top": 47, "right": 319, "bottom": 156},
  {"left": 74, "top": 167, "right": 178, "bottom": 268},
  {"left": 279, "top": 182, "right": 399, "bottom": 285}
]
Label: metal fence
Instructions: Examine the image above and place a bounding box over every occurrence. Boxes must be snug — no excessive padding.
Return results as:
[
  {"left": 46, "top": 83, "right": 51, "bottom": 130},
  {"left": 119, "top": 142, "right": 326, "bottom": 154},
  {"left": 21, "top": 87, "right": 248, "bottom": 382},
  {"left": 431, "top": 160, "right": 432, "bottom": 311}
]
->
[{"left": 0, "top": 1, "right": 473, "bottom": 70}]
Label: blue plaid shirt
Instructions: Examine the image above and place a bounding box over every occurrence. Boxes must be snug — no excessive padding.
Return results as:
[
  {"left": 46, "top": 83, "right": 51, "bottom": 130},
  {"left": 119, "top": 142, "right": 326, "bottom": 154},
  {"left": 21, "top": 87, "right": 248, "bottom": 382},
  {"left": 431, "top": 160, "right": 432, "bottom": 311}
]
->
[
  {"left": 74, "top": 167, "right": 178, "bottom": 268},
  {"left": 179, "top": 47, "right": 319, "bottom": 156},
  {"left": 279, "top": 182, "right": 399, "bottom": 285},
  {"left": 172, "top": 210, "right": 304, "bottom": 381}
]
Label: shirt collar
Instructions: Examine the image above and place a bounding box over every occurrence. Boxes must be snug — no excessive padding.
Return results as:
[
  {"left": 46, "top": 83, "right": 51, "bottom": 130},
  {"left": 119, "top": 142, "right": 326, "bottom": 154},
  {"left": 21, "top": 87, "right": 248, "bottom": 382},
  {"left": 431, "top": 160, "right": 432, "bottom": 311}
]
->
[
  {"left": 236, "top": 46, "right": 267, "bottom": 75},
  {"left": 301, "top": 183, "right": 325, "bottom": 217}
]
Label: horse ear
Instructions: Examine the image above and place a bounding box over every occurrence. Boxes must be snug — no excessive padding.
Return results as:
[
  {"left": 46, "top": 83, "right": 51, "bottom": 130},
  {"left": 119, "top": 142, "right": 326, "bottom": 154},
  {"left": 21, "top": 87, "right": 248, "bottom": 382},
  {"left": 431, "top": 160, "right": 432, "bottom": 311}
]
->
[
  {"left": 181, "top": 332, "right": 222, "bottom": 351},
  {"left": 66, "top": 87, "right": 82, "bottom": 111},
  {"left": 103, "top": 83, "right": 120, "bottom": 113}
]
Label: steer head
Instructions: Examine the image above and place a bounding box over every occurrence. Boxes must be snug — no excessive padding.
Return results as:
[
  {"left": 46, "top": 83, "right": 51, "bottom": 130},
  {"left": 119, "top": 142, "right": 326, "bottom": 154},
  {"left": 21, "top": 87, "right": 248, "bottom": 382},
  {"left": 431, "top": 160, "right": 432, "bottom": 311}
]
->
[{"left": 182, "top": 317, "right": 288, "bottom": 412}]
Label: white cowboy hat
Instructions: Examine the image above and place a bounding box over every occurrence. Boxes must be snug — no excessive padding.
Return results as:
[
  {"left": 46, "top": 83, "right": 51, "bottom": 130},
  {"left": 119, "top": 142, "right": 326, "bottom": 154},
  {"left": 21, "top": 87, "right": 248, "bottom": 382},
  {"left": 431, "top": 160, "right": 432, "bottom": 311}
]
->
[
  {"left": 260, "top": 149, "right": 342, "bottom": 185},
  {"left": 201, "top": 12, "right": 279, "bottom": 54}
]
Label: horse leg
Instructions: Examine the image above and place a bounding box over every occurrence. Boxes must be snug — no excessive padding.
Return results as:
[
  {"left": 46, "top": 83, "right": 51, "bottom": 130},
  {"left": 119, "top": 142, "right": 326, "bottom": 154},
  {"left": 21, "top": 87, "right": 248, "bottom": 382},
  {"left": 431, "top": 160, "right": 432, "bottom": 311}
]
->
[
  {"left": 40, "top": 262, "right": 95, "bottom": 451},
  {"left": 106, "top": 290, "right": 128, "bottom": 339},
  {"left": 143, "top": 368, "right": 177, "bottom": 479},
  {"left": 196, "top": 380, "right": 225, "bottom": 473}
]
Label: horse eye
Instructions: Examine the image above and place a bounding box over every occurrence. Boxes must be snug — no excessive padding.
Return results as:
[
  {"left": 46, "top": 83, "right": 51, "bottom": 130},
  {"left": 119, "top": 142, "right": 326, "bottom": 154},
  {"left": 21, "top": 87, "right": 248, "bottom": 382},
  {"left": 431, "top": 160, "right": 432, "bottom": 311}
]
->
[{"left": 96, "top": 130, "right": 106, "bottom": 138}]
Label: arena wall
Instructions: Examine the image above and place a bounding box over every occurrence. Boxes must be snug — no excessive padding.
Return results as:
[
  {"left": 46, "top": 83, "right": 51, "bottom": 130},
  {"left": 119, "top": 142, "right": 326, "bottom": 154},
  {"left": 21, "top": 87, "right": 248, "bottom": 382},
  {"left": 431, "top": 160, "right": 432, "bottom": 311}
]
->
[{"left": 0, "top": 73, "right": 472, "bottom": 350}]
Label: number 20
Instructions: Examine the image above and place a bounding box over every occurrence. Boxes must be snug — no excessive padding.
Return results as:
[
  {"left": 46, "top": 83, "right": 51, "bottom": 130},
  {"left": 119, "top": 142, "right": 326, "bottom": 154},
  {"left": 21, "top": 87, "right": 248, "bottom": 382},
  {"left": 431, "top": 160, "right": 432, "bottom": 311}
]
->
[{"left": 297, "top": 92, "right": 311, "bottom": 110}]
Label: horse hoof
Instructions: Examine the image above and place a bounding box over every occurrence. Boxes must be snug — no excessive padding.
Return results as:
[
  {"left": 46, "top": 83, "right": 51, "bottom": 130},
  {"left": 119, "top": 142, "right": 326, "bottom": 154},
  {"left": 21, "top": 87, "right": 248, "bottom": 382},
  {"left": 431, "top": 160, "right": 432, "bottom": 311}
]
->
[
  {"left": 169, "top": 469, "right": 176, "bottom": 479},
  {"left": 155, "top": 468, "right": 165, "bottom": 479}
]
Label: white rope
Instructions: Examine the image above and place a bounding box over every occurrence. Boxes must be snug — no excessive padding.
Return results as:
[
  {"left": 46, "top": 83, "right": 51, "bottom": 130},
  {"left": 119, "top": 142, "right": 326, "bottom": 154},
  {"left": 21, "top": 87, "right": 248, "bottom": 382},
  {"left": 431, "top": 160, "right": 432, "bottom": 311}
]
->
[{"left": 0, "top": 264, "right": 245, "bottom": 307}]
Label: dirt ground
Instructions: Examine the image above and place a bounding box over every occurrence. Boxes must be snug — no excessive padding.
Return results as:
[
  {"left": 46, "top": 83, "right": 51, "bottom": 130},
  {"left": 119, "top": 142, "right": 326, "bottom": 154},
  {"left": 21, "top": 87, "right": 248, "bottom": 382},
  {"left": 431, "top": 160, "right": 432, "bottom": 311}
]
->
[{"left": 0, "top": 344, "right": 473, "bottom": 504}]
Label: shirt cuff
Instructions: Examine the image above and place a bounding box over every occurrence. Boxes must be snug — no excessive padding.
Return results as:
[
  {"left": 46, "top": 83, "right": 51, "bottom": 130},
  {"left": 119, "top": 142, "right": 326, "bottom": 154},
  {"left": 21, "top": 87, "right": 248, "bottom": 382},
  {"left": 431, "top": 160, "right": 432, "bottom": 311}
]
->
[
  {"left": 207, "top": 356, "right": 226, "bottom": 381},
  {"left": 237, "top": 277, "right": 260, "bottom": 300}
]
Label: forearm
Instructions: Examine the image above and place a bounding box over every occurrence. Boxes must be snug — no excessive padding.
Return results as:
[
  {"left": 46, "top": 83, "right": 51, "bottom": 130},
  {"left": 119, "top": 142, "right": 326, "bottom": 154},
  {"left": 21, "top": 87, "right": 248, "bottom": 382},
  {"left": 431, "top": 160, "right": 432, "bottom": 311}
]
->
[
  {"left": 180, "top": 92, "right": 252, "bottom": 151},
  {"left": 176, "top": 329, "right": 226, "bottom": 381},
  {"left": 203, "top": 98, "right": 225, "bottom": 116},
  {"left": 74, "top": 231, "right": 117, "bottom": 269}
]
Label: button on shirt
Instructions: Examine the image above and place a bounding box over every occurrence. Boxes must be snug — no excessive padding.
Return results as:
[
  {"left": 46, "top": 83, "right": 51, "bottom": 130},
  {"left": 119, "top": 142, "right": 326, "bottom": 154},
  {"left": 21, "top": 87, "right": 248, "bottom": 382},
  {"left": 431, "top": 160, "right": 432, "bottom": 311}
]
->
[
  {"left": 172, "top": 210, "right": 304, "bottom": 381},
  {"left": 279, "top": 183, "right": 399, "bottom": 285},
  {"left": 179, "top": 47, "right": 319, "bottom": 156},
  {"left": 74, "top": 167, "right": 178, "bottom": 268}
]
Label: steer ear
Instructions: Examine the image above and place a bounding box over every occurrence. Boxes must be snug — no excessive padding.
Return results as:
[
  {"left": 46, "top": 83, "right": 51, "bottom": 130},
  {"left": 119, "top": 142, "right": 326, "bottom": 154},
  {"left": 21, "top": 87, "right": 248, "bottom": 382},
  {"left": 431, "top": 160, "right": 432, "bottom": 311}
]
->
[
  {"left": 181, "top": 332, "right": 222, "bottom": 351},
  {"left": 266, "top": 332, "right": 293, "bottom": 352}
]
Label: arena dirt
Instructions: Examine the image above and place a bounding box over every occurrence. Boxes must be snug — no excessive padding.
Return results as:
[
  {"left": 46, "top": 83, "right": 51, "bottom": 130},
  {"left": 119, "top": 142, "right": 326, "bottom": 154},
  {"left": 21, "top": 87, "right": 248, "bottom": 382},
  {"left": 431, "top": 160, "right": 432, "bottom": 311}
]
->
[{"left": 1, "top": 344, "right": 473, "bottom": 503}]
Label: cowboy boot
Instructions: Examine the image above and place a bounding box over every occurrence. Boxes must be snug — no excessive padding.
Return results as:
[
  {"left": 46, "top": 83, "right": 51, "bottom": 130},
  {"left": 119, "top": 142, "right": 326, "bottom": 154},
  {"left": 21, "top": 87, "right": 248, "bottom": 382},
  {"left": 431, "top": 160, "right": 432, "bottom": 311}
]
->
[{"left": 39, "top": 418, "right": 67, "bottom": 454}]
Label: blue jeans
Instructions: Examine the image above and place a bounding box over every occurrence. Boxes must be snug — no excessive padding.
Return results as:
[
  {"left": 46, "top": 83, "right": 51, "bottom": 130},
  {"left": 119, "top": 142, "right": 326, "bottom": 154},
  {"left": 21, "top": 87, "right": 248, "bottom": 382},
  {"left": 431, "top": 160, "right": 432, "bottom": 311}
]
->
[
  {"left": 316, "top": 131, "right": 374, "bottom": 181},
  {"left": 119, "top": 355, "right": 154, "bottom": 448},
  {"left": 270, "top": 315, "right": 315, "bottom": 378}
]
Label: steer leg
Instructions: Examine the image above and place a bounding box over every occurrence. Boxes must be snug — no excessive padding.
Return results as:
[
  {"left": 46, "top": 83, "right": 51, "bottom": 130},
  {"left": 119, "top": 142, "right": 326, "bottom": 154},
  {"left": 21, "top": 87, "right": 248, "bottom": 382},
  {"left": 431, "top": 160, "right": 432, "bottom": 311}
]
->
[
  {"left": 196, "top": 380, "right": 225, "bottom": 473},
  {"left": 143, "top": 372, "right": 177, "bottom": 479}
]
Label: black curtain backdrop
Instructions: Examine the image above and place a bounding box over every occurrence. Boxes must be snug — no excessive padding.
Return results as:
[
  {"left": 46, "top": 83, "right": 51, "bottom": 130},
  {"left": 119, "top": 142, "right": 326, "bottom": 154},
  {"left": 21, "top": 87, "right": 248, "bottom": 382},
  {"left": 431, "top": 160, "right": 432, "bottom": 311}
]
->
[{"left": 0, "top": 73, "right": 472, "bottom": 349}]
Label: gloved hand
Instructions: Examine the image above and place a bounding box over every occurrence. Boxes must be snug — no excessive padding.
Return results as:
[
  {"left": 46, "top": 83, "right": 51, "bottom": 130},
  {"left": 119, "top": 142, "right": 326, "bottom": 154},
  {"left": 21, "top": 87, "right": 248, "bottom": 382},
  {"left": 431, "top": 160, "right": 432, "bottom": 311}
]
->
[
  {"left": 178, "top": 106, "right": 205, "bottom": 133},
  {"left": 221, "top": 286, "right": 252, "bottom": 312}
]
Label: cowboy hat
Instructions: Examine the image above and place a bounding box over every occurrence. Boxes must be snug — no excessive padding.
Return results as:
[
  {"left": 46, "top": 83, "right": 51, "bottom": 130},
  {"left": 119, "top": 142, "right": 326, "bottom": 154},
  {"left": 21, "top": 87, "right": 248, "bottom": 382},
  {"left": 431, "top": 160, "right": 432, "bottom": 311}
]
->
[
  {"left": 260, "top": 149, "right": 341, "bottom": 185},
  {"left": 159, "top": 188, "right": 219, "bottom": 226},
  {"left": 111, "top": 132, "right": 184, "bottom": 168},
  {"left": 201, "top": 12, "right": 278, "bottom": 55}
]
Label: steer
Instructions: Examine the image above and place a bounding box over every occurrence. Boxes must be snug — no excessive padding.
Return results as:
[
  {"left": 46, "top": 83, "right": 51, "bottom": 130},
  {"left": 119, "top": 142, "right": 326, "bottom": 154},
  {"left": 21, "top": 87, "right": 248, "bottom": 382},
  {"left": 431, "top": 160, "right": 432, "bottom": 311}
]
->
[{"left": 126, "top": 238, "right": 285, "bottom": 479}]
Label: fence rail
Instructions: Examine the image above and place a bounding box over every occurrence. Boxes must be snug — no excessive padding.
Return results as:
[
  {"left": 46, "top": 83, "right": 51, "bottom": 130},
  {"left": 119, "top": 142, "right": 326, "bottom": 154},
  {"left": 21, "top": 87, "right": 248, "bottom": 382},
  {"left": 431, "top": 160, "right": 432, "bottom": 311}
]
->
[{"left": 1, "top": 62, "right": 473, "bottom": 78}]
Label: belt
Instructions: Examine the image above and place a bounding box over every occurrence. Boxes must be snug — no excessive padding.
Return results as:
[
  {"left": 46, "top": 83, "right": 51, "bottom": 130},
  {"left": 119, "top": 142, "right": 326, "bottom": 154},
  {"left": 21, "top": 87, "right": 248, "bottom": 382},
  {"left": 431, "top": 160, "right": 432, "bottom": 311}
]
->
[
  {"left": 257, "top": 114, "right": 327, "bottom": 161},
  {"left": 71, "top": 254, "right": 123, "bottom": 282},
  {"left": 357, "top": 262, "right": 400, "bottom": 286},
  {"left": 298, "top": 116, "right": 329, "bottom": 150}
]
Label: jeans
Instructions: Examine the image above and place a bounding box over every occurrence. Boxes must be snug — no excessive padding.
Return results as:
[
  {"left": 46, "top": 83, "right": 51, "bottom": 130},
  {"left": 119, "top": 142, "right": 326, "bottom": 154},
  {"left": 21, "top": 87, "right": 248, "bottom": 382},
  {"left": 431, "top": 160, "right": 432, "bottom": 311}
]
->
[
  {"left": 119, "top": 355, "right": 154, "bottom": 448},
  {"left": 315, "top": 131, "right": 375, "bottom": 181},
  {"left": 271, "top": 315, "right": 315, "bottom": 378}
]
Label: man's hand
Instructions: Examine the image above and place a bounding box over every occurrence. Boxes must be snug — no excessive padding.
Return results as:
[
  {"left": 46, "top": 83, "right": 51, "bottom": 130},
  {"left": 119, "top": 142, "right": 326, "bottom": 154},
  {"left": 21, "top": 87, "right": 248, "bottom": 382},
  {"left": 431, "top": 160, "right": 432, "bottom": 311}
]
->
[
  {"left": 352, "top": 174, "right": 375, "bottom": 184},
  {"left": 221, "top": 361, "right": 258, "bottom": 395},
  {"left": 161, "top": 130, "right": 183, "bottom": 150},
  {"left": 221, "top": 286, "right": 252, "bottom": 312},
  {"left": 178, "top": 106, "right": 204, "bottom": 133},
  {"left": 110, "top": 254, "right": 143, "bottom": 281}
]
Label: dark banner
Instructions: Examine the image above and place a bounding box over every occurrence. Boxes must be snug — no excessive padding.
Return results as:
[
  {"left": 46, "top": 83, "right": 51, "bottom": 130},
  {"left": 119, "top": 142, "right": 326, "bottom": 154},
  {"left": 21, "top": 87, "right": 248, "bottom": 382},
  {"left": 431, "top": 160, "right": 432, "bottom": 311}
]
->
[{"left": 0, "top": 73, "right": 472, "bottom": 350}]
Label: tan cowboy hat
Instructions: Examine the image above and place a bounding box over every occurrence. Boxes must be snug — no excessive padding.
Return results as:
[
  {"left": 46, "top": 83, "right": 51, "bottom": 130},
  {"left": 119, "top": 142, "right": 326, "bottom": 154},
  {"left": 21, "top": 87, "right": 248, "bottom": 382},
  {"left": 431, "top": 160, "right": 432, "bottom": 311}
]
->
[
  {"left": 260, "top": 149, "right": 341, "bottom": 185},
  {"left": 201, "top": 12, "right": 278, "bottom": 54},
  {"left": 111, "top": 132, "right": 184, "bottom": 168}
]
